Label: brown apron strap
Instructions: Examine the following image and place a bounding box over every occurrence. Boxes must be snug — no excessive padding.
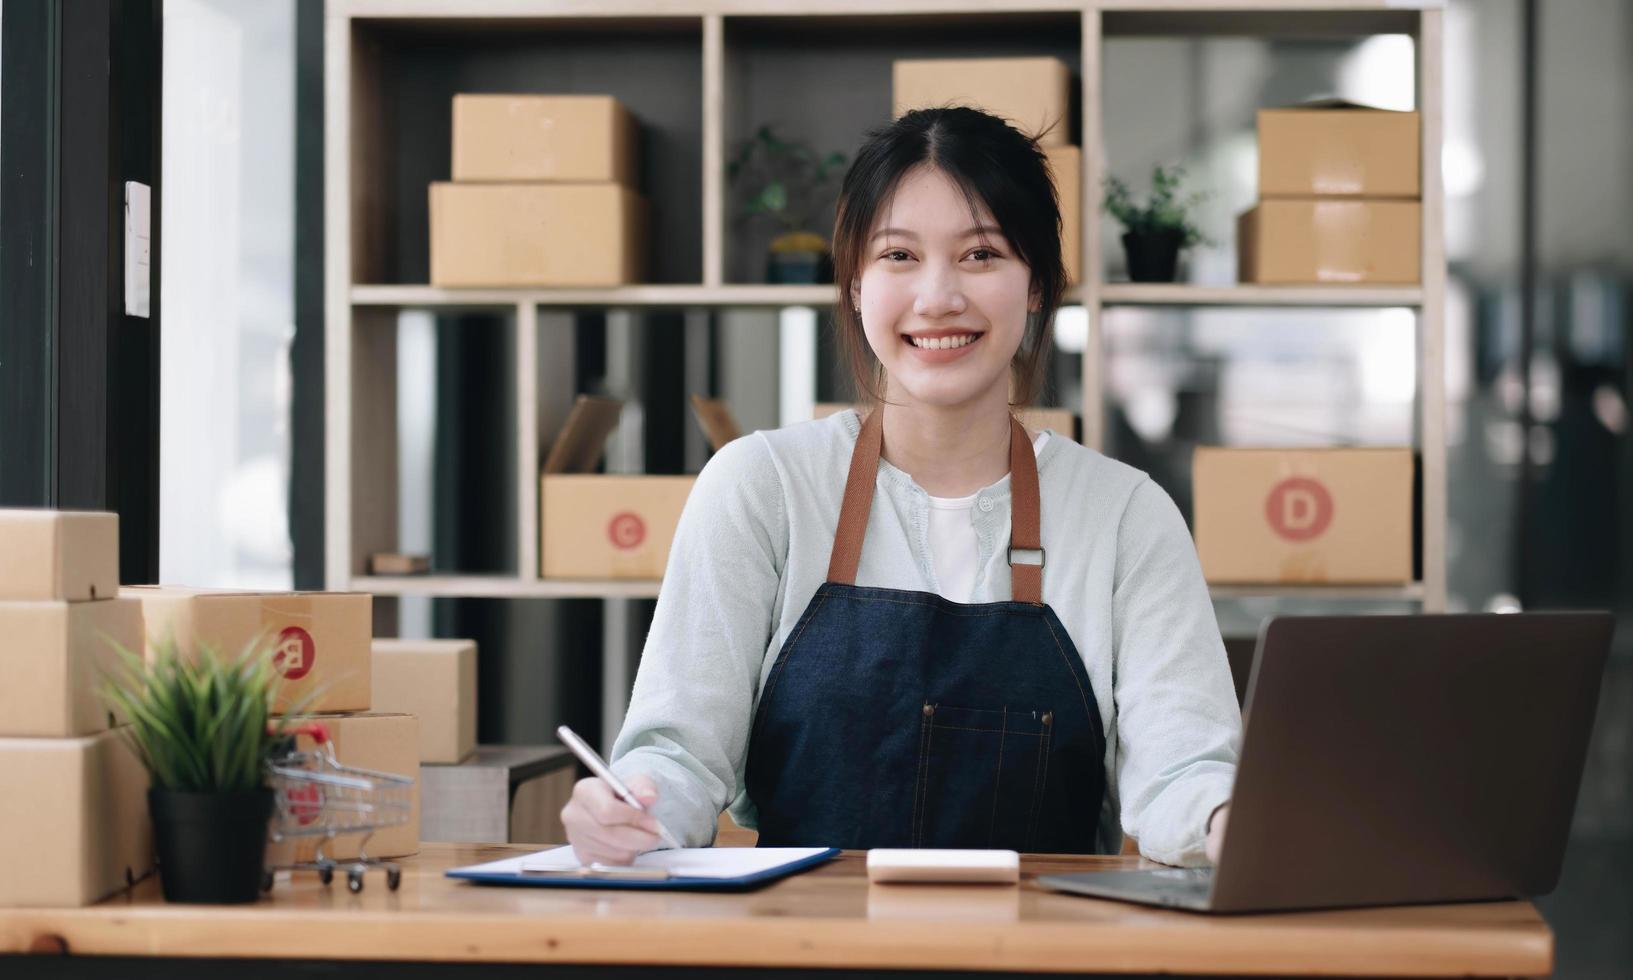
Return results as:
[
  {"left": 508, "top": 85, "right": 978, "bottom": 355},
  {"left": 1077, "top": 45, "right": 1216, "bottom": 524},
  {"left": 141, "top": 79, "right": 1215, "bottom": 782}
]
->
[
  {"left": 1007, "top": 415, "right": 1043, "bottom": 605},
  {"left": 827, "top": 408, "right": 886, "bottom": 586},
  {"left": 827, "top": 409, "right": 1045, "bottom": 605}
]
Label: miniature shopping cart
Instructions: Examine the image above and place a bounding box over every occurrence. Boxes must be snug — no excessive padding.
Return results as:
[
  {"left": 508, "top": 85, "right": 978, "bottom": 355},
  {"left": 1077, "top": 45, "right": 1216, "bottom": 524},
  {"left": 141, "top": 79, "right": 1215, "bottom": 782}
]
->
[{"left": 262, "top": 722, "right": 415, "bottom": 893}]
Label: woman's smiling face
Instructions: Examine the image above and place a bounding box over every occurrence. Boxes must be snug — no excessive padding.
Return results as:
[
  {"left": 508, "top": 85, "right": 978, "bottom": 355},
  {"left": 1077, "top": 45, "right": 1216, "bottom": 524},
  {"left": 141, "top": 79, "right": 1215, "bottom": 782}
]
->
[{"left": 853, "top": 164, "right": 1036, "bottom": 410}]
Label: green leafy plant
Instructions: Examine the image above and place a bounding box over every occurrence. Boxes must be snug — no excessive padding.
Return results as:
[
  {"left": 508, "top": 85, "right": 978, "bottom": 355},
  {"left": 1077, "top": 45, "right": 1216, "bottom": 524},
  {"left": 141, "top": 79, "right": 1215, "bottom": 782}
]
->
[
  {"left": 728, "top": 125, "right": 847, "bottom": 245},
  {"left": 99, "top": 635, "right": 313, "bottom": 793},
  {"left": 1102, "top": 164, "right": 1210, "bottom": 247}
]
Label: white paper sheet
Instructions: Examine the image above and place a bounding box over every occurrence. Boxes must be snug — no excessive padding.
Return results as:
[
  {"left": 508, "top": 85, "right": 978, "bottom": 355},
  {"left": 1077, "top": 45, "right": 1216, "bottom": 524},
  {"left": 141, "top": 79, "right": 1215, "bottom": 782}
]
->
[{"left": 451, "top": 845, "right": 832, "bottom": 880}]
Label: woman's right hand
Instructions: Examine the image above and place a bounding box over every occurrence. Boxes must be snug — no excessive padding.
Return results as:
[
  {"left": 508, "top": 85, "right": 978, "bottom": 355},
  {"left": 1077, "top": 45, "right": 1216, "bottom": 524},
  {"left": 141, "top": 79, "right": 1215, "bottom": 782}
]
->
[{"left": 560, "top": 773, "right": 665, "bottom": 866}]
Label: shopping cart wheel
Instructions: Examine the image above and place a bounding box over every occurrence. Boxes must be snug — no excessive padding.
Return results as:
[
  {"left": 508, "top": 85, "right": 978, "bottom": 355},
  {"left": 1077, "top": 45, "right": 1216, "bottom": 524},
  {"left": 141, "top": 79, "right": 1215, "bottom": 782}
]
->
[
  {"left": 347, "top": 870, "right": 364, "bottom": 893},
  {"left": 260, "top": 870, "right": 274, "bottom": 893},
  {"left": 387, "top": 867, "right": 402, "bottom": 891},
  {"left": 319, "top": 866, "right": 333, "bottom": 885}
]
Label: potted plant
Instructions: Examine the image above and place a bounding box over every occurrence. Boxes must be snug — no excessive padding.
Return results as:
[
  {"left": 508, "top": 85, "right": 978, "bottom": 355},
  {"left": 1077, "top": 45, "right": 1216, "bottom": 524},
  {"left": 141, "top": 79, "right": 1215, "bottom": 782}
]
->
[
  {"left": 728, "top": 125, "right": 847, "bottom": 284},
  {"left": 101, "top": 637, "right": 307, "bottom": 904},
  {"left": 1103, "top": 164, "right": 1209, "bottom": 283}
]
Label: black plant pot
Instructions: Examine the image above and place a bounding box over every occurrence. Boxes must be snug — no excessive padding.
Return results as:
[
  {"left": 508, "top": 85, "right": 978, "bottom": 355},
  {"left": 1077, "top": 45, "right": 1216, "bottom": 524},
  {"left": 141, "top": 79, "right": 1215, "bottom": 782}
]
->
[
  {"left": 1121, "top": 229, "right": 1185, "bottom": 283},
  {"left": 766, "top": 249, "right": 833, "bottom": 284},
  {"left": 149, "top": 787, "right": 273, "bottom": 904}
]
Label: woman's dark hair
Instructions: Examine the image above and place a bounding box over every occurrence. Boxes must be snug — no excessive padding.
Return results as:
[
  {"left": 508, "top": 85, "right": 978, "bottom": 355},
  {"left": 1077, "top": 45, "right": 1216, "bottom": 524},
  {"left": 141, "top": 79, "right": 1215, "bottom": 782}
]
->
[{"left": 831, "top": 106, "right": 1068, "bottom": 408}]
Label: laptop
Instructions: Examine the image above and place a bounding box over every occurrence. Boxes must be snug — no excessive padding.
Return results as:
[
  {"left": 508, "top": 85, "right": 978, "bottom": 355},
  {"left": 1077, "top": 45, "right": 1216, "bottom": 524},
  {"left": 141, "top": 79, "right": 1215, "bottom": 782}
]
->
[{"left": 1039, "top": 611, "right": 1613, "bottom": 914}]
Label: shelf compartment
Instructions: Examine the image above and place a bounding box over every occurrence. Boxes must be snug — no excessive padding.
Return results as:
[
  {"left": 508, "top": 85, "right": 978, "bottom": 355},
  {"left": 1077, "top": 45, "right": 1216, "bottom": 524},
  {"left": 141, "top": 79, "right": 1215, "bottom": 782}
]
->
[
  {"left": 351, "top": 575, "right": 662, "bottom": 599},
  {"left": 721, "top": 11, "right": 1082, "bottom": 285},
  {"left": 343, "top": 16, "right": 703, "bottom": 286}
]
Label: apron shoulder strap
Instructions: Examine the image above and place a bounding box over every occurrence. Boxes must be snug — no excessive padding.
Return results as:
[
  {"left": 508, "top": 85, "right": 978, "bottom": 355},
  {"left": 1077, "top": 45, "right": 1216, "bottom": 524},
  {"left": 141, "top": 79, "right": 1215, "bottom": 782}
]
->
[
  {"left": 827, "top": 409, "right": 1044, "bottom": 605},
  {"left": 826, "top": 409, "right": 884, "bottom": 586}
]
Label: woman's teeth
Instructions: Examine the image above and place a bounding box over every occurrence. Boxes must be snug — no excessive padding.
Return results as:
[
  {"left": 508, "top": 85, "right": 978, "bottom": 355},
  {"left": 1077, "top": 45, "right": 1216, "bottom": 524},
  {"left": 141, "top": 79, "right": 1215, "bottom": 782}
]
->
[{"left": 907, "top": 333, "right": 978, "bottom": 350}]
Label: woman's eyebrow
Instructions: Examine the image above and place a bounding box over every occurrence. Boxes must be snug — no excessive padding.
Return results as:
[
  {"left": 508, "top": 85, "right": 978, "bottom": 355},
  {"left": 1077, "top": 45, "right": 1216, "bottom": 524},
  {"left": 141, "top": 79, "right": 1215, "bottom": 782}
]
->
[{"left": 869, "top": 225, "right": 1003, "bottom": 242}]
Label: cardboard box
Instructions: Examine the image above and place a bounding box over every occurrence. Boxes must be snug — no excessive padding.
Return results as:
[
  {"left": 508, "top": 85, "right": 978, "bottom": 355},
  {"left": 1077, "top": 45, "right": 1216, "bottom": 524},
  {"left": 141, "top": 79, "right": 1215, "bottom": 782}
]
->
[
  {"left": 1047, "top": 145, "right": 1082, "bottom": 283},
  {"left": 893, "top": 57, "right": 1071, "bottom": 146},
  {"left": 0, "top": 509, "right": 119, "bottom": 602},
  {"left": 1258, "top": 101, "right": 1420, "bottom": 198},
  {"left": 0, "top": 729, "right": 154, "bottom": 907},
  {"left": 421, "top": 745, "right": 575, "bottom": 845},
  {"left": 429, "top": 182, "right": 648, "bottom": 287},
  {"left": 452, "top": 94, "right": 638, "bottom": 186},
  {"left": 540, "top": 396, "right": 695, "bottom": 580},
  {"left": 121, "top": 586, "right": 372, "bottom": 714},
  {"left": 1192, "top": 447, "right": 1414, "bottom": 584},
  {"left": 267, "top": 712, "right": 421, "bottom": 862},
  {"left": 1238, "top": 199, "right": 1420, "bottom": 284},
  {"left": 0, "top": 598, "right": 144, "bottom": 737},
  {"left": 813, "top": 403, "right": 1075, "bottom": 441},
  {"left": 371, "top": 639, "right": 476, "bottom": 764}
]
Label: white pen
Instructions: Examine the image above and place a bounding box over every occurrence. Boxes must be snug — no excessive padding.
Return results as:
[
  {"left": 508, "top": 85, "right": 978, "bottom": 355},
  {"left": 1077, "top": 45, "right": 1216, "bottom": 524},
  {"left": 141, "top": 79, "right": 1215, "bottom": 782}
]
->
[{"left": 556, "top": 724, "right": 685, "bottom": 852}]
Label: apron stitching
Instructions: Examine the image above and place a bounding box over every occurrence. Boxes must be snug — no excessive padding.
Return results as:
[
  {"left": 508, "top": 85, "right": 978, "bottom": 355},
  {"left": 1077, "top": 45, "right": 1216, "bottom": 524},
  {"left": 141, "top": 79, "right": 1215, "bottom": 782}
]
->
[
  {"left": 836, "top": 593, "right": 1037, "bottom": 617},
  {"left": 929, "top": 725, "right": 1044, "bottom": 735},
  {"left": 1041, "top": 613, "right": 1098, "bottom": 729},
  {"left": 913, "top": 710, "right": 930, "bottom": 848},
  {"left": 988, "top": 707, "right": 1007, "bottom": 847},
  {"left": 1032, "top": 726, "right": 1053, "bottom": 849}
]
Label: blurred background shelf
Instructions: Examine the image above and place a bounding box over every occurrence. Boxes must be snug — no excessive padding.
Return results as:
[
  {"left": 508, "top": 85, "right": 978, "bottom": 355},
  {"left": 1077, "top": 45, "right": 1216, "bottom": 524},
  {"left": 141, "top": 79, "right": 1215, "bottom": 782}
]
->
[
  {"left": 351, "top": 575, "right": 662, "bottom": 600},
  {"left": 1098, "top": 283, "right": 1425, "bottom": 308},
  {"left": 351, "top": 283, "right": 1092, "bottom": 309},
  {"left": 1208, "top": 582, "right": 1426, "bottom": 602}
]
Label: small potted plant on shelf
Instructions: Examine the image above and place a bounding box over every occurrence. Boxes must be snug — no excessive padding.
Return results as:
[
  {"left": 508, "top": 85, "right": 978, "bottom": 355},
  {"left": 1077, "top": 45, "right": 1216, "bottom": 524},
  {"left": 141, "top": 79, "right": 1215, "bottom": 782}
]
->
[
  {"left": 100, "top": 636, "right": 309, "bottom": 904},
  {"left": 1103, "top": 164, "right": 1210, "bottom": 283},
  {"left": 728, "top": 125, "right": 847, "bottom": 284}
]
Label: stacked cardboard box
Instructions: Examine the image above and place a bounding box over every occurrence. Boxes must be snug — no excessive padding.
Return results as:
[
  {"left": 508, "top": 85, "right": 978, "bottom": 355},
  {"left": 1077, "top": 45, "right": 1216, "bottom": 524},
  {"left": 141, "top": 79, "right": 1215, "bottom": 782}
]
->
[
  {"left": 121, "top": 585, "right": 422, "bottom": 861},
  {"left": 892, "top": 57, "right": 1081, "bottom": 283},
  {"left": 430, "top": 94, "right": 648, "bottom": 287},
  {"left": 1238, "top": 100, "right": 1421, "bottom": 284},
  {"left": 372, "top": 639, "right": 477, "bottom": 765},
  {"left": 0, "top": 510, "right": 154, "bottom": 907}
]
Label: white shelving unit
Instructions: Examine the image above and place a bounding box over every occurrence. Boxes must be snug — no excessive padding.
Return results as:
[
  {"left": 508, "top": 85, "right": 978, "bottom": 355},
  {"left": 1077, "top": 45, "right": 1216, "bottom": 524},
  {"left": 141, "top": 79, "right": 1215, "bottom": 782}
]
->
[{"left": 325, "top": 0, "right": 1447, "bottom": 743}]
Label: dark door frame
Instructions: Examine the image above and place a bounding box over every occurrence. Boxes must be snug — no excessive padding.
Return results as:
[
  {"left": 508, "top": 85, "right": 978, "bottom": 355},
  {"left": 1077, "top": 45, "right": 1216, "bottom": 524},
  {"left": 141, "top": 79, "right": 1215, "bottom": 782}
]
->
[{"left": 0, "top": 0, "right": 162, "bottom": 584}]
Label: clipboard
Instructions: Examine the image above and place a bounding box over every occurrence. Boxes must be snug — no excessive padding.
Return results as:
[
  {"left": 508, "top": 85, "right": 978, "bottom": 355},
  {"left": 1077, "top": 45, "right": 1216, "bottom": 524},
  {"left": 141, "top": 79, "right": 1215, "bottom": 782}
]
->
[{"left": 446, "top": 845, "right": 840, "bottom": 892}]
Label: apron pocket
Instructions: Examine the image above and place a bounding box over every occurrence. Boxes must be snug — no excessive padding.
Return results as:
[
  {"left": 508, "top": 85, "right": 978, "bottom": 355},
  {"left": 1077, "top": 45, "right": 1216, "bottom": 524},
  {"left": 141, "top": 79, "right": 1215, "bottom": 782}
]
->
[{"left": 912, "top": 703, "right": 1052, "bottom": 851}]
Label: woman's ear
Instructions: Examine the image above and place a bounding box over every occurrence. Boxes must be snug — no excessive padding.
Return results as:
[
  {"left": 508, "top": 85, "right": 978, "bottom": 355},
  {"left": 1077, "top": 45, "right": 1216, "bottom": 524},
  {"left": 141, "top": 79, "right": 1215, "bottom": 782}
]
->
[
  {"left": 850, "top": 282, "right": 862, "bottom": 311},
  {"left": 1028, "top": 284, "right": 1043, "bottom": 314}
]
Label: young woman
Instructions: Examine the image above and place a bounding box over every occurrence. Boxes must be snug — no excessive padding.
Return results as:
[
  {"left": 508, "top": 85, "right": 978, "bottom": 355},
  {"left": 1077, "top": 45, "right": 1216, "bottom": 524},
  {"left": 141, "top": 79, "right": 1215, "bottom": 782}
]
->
[{"left": 562, "top": 107, "right": 1240, "bottom": 868}]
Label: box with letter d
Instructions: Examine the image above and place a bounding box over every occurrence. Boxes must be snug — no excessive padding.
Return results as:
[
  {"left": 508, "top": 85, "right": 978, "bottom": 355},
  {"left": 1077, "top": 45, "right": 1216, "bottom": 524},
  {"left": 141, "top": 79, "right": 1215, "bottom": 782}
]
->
[
  {"left": 540, "top": 396, "right": 694, "bottom": 580},
  {"left": 1192, "top": 448, "right": 1415, "bottom": 585}
]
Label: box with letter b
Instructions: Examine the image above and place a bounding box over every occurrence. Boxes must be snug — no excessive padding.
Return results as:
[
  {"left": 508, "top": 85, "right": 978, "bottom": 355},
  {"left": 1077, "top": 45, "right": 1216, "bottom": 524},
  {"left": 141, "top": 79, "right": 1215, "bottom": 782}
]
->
[{"left": 120, "top": 586, "right": 372, "bottom": 713}]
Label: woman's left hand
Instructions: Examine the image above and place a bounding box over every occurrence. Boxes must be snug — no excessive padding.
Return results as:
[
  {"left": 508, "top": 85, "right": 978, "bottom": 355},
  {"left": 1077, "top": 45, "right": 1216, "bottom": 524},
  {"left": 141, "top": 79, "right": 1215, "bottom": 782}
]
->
[{"left": 1205, "top": 803, "right": 1230, "bottom": 865}]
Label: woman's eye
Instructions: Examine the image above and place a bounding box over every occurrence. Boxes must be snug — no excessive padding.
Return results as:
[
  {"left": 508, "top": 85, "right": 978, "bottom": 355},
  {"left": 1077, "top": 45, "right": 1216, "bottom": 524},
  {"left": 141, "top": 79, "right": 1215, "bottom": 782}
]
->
[
  {"left": 882, "top": 249, "right": 912, "bottom": 262},
  {"left": 967, "top": 248, "right": 1000, "bottom": 263}
]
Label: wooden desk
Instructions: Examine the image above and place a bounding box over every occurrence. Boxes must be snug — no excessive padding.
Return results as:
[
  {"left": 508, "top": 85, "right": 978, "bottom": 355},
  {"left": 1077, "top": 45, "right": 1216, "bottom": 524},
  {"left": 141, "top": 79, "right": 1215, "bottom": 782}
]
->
[{"left": 0, "top": 844, "right": 1550, "bottom": 977}]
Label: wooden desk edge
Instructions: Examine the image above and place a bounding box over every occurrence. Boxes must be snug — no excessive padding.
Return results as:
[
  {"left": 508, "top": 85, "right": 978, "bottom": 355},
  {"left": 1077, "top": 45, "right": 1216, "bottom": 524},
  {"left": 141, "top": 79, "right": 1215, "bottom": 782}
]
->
[{"left": 0, "top": 846, "right": 1554, "bottom": 977}]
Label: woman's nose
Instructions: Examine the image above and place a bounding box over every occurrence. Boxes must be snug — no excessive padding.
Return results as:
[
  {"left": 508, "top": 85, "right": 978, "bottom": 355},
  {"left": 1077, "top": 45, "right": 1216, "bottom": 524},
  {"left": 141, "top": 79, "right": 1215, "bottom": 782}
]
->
[{"left": 912, "top": 268, "right": 967, "bottom": 319}]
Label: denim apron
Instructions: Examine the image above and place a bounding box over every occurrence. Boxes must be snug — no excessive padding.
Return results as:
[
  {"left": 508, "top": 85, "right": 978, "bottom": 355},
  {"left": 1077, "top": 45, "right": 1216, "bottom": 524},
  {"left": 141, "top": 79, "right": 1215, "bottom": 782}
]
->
[{"left": 745, "top": 409, "right": 1105, "bottom": 852}]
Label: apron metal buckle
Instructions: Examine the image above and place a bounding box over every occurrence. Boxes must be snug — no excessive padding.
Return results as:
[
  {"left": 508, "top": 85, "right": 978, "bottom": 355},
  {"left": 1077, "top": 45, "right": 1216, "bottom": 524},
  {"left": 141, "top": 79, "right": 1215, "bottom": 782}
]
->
[{"left": 1008, "top": 547, "right": 1045, "bottom": 568}]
